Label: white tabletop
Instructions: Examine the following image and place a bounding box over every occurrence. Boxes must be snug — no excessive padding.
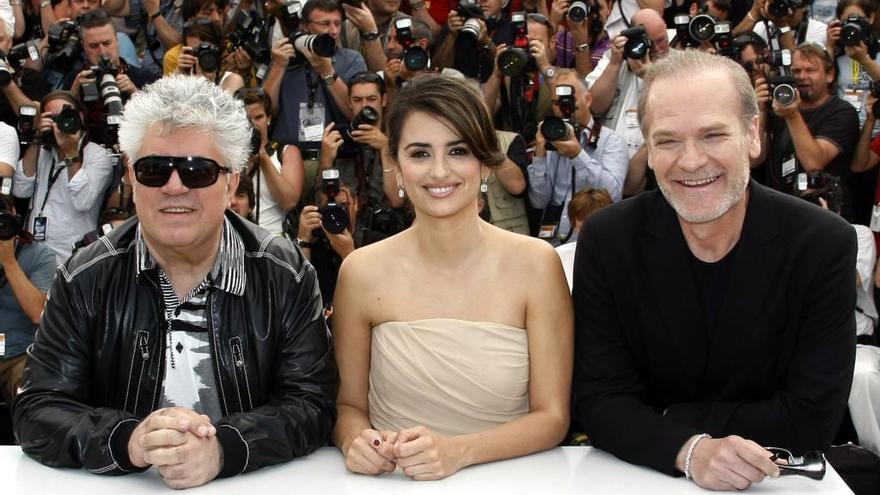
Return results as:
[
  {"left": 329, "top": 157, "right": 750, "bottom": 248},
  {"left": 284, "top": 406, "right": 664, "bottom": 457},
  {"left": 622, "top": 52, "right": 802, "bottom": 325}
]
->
[{"left": 0, "top": 446, "right": 853, "bottom": 494}]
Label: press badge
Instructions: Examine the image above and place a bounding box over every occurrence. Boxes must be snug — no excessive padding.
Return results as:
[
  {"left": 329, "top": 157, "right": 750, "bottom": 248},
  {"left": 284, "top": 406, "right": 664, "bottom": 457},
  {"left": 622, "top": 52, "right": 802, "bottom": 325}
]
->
[
  {"left": 871, "top": 204, "right": 880, "bottom": 232},
  {"left": 298, "top": 102, "right": 325, "bottom": 142},
  {"left": 625, "top": 109, "right": 639, "bottom": 128},
  {"left": 33, "top": 216, "right": 47, "bottom": 241},
  {"left": 843, "top": 89, "right": 863, "bottom": 111},
  {"left": 538, "top": 223, "right": 558, "bottom": 239},
  {"left": 781, "top": 155, "right": 796, "bottom": 178}
]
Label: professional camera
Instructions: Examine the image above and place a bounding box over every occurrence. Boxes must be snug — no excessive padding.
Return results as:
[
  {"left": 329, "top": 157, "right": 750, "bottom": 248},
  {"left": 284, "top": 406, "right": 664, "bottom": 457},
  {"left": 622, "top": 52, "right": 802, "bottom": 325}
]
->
[
  {"left": 39, "top": 106, "right": 82, "bottom": 147},
  {"left": 568, "top": 1, "right": 591, "bottom": 23},
  {"left": 767, "top": 0, "right": 802, "bottom": 19},
  {"left": 769, "top": 75, "right": 797, "bottom": 105},
  {"left": 621, "top": 25, "right": 650, "bottom": 59},
  {"left": 541, "top": 84, "right": 578, "bottom": 151},
  {"left": 194, "top": 42, "right": 222, "bottom": 73},
  {"left": 840, "top": 14, "right": 880, "bottom": 58},
  {"left": 228, "top": 10, "right": 271, "bottom": 66},
  {"left": 797, "top": 173, "right": 842, "bottom": 212},
  {"left": 498, "top": 12, "right": 534, "bottom": 76},
  {"left": 0, "top": 178, "right": 18, "bottom": 241},
  {"left": 458, "top": 0, "right": 484, "bottom": 19},
  {"left": 17, "top": 105, "right": 37, "bottom": 145},
  {"left": 394, "top": 17, "right": 428, "bottom": 71},
  {"left": 318, "top": 168, "right": 350, "bottom": 234},
  {"left": 79, "top": 54, "right": 124, "bottom": 126},
  {"left": 460, "top": 18, "right": 483, "bottom": 40},
  {"left": 249, "top": 126, "right": 262, "bottom": 157},
  {"left": 45, "top": 20, "right": 81, "bottom": 73},
  {"left": 0, "top": 41, "right": 39, "bottom": 86},
  {"left": 279, "top": 0, "right": 337, "bottom": 62},
  {"left": 714, "top": 22, "right": 734, "bottom": 57},
  {"left": 344, "top": 105, "right": 380, "bottom": 142}
]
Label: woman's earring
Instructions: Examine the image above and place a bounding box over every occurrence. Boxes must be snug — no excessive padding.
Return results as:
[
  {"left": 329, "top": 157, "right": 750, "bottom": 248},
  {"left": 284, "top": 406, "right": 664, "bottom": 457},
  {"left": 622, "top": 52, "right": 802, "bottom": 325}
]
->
[
  {"left": 480, "top": 177, "right": 489, "bottom": 193},
  {"left": 398, "top": 185, "right": 405, "bottom": 198}
]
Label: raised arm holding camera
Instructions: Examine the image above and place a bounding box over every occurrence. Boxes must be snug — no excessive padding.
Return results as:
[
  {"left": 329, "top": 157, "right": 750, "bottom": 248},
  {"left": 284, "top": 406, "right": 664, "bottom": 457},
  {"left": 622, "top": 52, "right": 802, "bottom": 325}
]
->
[
  {"left": 734, "top": 0, "right": 827, "bottom": 51},
  {"left": 827, "top": 0, "right": 880, "bottom": 133}
]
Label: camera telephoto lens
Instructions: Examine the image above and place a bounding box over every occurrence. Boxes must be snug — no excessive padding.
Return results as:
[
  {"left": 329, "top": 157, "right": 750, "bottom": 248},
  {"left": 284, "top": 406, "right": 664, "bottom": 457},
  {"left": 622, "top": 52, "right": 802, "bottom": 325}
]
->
[
  {"left": 196, "top": 43, "right": 221, "bottom": 73},
  {"left": 403, "top": 46, "right": 429, "bottom": 71},
  {"left": 54, "top": 107, "right": 82, "bottom": 134},
  {"left": 568, "top": 1, "right": 588, "bottom": 22},
  {"left": 320, "top": 203, "right": 349, "bottom": 234},
  {"left": 498, "top": 47, "right": 530, "bottom": 76},
  {"left": 689, "top": 14, "right": 715, "bottom": 43},
  {"left": 767, "top": 0, "right": 789, "bottom": 19},
  {"left": 347, "top": 106, "right": 379, "bottom": 139},
  {"left": 773, "top": 83, "right": 797, "bottom": 106},
  {"left": 840, "top": 15, "right": 869, "bottom": 47},
  {"left": 460, "top": 18, "right": 482, "bottom": 40},
  {"left": 293, "top": 33, "right": 337, "bottom": 58},
  {"left": 541, "top": 116, "right": 570, "bottom": 142}
]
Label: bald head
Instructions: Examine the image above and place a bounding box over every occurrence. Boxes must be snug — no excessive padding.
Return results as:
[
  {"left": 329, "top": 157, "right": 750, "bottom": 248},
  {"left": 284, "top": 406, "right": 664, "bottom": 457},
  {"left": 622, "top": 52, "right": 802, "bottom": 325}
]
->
[{"left": 630, "top": 8, "right": 669, "bottom": 58}]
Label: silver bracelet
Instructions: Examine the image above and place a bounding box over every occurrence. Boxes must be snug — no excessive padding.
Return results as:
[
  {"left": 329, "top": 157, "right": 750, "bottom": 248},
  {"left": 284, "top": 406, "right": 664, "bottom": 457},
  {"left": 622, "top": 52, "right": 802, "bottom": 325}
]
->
[{"left": 684, "top": 433, "right": 711, "bottom": 480}]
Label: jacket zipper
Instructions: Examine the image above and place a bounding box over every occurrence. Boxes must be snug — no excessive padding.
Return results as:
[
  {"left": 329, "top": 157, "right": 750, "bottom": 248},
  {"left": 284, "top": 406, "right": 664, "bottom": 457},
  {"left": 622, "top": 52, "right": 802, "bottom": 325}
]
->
[
  {"left": 230, "top": 338, "right": 254, "bottom": 411},
  {"left": 123, "top": 330, "right": 149, "bottom": 413}
]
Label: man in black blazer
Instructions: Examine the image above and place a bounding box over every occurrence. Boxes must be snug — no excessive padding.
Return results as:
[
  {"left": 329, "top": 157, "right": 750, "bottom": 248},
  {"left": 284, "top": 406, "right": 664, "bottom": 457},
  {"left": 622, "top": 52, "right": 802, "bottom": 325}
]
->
[{"left": 572, "top": 49, "right": 857, "bottom": 491}]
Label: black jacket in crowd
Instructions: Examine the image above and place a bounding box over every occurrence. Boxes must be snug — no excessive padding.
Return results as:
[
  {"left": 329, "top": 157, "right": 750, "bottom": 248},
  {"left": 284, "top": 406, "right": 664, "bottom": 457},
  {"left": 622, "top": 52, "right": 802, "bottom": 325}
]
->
[{"left": 13, "top": 212, "right": 339, "bottom": 477}]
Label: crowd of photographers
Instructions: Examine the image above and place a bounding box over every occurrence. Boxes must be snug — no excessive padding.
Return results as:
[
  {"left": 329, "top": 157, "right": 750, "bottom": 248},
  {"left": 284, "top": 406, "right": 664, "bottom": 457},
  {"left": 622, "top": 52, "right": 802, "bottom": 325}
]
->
[{"left": 0, "top": 0, "right": 879, "bottom": 465}]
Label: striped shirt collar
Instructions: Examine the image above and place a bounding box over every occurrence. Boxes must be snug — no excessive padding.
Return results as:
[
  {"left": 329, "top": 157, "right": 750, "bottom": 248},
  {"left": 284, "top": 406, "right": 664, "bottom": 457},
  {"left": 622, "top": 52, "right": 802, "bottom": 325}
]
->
[{"left": 135, "top": 216, "right": 246, "bottom": 296}]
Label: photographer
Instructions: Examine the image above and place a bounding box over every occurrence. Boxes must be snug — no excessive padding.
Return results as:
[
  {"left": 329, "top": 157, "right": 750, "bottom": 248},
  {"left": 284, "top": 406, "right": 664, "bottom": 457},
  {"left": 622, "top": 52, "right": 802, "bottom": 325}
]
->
[
  {"left": 339, "top": 0, "right": 399, "bottom": 72},
  {"left": 0, "top": 119, "right": 15, "bottom": 179},
  {"left": 827, "top": 0, "right": 880, "bottom": 134},
  {"left": 318, "top": 71, "right": 402, "bottom": 209},
  {"left": 764, "top": 43, "right": 859, "bottom": 219},
  {"left": 481, "top": 12, "right": 556, "bottom": 144},
  {"left": 0, "top": 193, "right": 55, "bottom": 408},
  {"left": 431, "top": 0, "right": 512, "bottom": 82},
  {"left": 12, "top": 91, "right": 114, "bottom": 264},
  {"left": 564, "top": 0, "right": 615, "bottom": 77},
  {"left": 242, "top": 89, "right": 304, "bottom": 235},
  {"left": 586, "top": 8, "right": 668, "bottom": 195},
  {"left": 175, "top": 20, "right": 245, "bottom": 94},
  {"left": 153, "top": 0, "right": 224, "bottom": 75},
  {"left": 265, "top": 0, "right": 367, "bottom": 146},
  {"left": 0, "top": 18, "right": 51, "bottom": 128},
  {"left": 733, "top": 0, "right": 826, "bottom": 51},
  {"left": 528, "top": 68, "right": 627, "bottom": 246},
  {"left": 296, "top": 175, "right": 358, "bottom": 308}
]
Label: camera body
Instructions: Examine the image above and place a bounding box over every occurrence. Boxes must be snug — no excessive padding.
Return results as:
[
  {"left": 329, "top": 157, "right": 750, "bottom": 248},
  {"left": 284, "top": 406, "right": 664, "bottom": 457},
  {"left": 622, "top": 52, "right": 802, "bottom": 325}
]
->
[
  {"left": 344, "top": 106, "right": 380, "bottom": 143},
  {"left": 797, "top": 173, "right": 842, "bottom": 213},
  {"left": 228, "top": 10, "right": 270, "bottom": 65},
  {"left": 498, "top": 12, "right": 535, "bottom": 76},
  {"left": 0, "top": 41, "right": 39, "bottom": 87},
  {"left": 769, "top": 75, "right": 797, "bottom": 105},
  {"left": 767, "top": 0, "right": 803, "bottom": 19},
  {"left": 567, "top": 1, "right": 591, "bottom": 23},
  {"left": 318, "top": 168, "right": 350, "bottom": 235},
  {"left": 621, "top": 25, "right": 650, "bottom": 59},
  {"left": 541, "top": 85, "right": 579, "bottom": 151},
  {"left": 46, "top": 20, "right": 81, "bottom": 73},
  {"left": 81, "top": 54, "right": 124, "bottom": 126},
  {"left": 394, "top": 17, "right": 429, "bottom": 71},
  {"left": 458, "top": 0, "right": 484, "bottom": 20},
  {"left": 278, "top": 1, "right": 337, "bottom": 62},
  {"left": 40, "top": 106, "right": 82, "bottom": 147}
]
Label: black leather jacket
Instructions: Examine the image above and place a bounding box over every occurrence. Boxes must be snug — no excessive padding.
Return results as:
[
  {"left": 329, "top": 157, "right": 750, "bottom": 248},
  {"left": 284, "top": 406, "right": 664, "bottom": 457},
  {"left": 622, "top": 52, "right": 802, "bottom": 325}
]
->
[{"left": 13, "top": 212, "right": 338, "bottom": 477}]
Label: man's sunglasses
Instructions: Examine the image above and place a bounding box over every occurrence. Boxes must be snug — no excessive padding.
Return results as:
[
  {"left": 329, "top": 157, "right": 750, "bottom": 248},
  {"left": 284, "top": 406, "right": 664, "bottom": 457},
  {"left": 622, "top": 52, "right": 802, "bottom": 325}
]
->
[{"left": 133, "top": 156, "right": 232, "bottom": 188}]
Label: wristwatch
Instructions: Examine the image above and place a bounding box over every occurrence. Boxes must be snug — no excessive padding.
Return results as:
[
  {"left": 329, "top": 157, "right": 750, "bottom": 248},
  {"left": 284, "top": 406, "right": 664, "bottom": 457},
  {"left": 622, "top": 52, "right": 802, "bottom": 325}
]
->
[
  {"left": 778, "top": 25, "right": 792, "bottom": 34},
  {"left": 362, "top": 30, "right": 380, "bottom": 41},
  {"left": 543, "top": 66, "right": 557, "bottom": 79},
  {"left": 297, "top": 238, "right": 316, "bottom": 248},
  {"left": 575, "top": 42, "right": 590, "bottom": 53},
  {"left": 322, "top": 71, "right": 338, "bottom": 85},
  {"left": 39, "top": 0, "right": 50, "bottom": 8}
]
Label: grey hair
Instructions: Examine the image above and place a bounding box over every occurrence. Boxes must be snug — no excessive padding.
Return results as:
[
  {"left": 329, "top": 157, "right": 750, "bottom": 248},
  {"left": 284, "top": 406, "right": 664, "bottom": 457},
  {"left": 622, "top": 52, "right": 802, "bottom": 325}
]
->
[
  {"left": 0, "top": 18, "right": 12, "bottom": 39},
  {"left": 637, "top": 49, "right": 758, "bottom": 134},
  {"left": 118, "top": 75, "right": 251, "bottom": 172}
]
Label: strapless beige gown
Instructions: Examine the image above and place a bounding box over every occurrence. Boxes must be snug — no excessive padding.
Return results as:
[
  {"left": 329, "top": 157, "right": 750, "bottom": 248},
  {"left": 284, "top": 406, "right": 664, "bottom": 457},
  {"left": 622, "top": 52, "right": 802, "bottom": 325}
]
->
[{"left": 368, "top": 318, "right": 529, "bottom": 437}]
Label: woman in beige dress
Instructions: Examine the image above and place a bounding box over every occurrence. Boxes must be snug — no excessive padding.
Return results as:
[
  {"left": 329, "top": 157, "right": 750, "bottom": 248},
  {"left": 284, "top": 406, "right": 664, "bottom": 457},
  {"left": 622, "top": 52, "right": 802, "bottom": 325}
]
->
[{"left": 331, "top": 74, "right": 573, "bottom": 480}]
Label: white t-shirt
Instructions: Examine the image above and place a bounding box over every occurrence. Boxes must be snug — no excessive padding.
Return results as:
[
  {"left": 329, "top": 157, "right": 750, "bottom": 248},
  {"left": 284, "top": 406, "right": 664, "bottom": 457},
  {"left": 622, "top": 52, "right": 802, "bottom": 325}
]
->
[
  {"left": 555, "top": 241, "right": 577, "bottom": 293},
  {"left": 586, "top": 52, "right": 645, "bottom": 158},
  {"left": 255, "top": 149, "right": 287, "bottom": 235},
  {"left": 0, "top": 121, "right": 20, "bottom": 172},
  {"left": 855, "top": 224, "right": 877, "bottom": 337}
]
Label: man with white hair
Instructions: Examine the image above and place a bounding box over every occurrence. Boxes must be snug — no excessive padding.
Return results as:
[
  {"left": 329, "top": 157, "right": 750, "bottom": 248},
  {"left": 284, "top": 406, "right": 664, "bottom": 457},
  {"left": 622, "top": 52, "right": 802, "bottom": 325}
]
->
[{"left": 13, "top": 75, "right": 338, "bottom": 489}]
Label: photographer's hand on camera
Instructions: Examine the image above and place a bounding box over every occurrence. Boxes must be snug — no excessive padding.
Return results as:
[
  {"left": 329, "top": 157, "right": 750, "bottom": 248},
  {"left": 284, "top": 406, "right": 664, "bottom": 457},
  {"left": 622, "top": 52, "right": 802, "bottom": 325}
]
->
[
  {"left": 761, "top": 2, "right": 792, "bottom": 28},
  {"left": 549, "top": 0, "right": 569, "bottom": 31},
  {"left": 326, "top": 224, "right": 355, "bottom": 258},
  {"left": 342, "top": 2, "right": 379, "bottom": 38},
  {"left": 628, "top": 51, "right": 652, "bottom": 78},
  {"left": 320, "top": 122, "right": 344, "bottom": 169},
  {"left": 826, "top": 20, "right": 841, "bottom": 54},
  {"left": 116, "top": 73, "right": 137, "bottom": 94},
  {"left": 552, "top": 122, "right": 583, "bottom": 159},
  {"left": 70, "top": 69, "right": 95, "bottom": 102},
  {"left": 271, "top": 38, "right": 295, "bottom": 70},
  {"left": 298, "top": 205, "right": 322, "bottom": 245},
  {"left": 384, "top": 57, "right": 403, "bottom": 83},
  {"left": 351, "top": 122, "right": 388, "bottom": 150},
  {"left": 845, "top": 40, "right": 871, "bottom": 64},
  {"left": 176, "top": 48, "right": 197, "bottom": 75},
  {"left": 529, "top": 38, "right": 552, "bottom": 73},
  {"left": 0, "top": 236, "right": 15, "bottom": 269},
  {"left": 753, "top": 75, "right": 771, "bottom": 108},
  {"left": 446, "top": 9, "right": 465, "bottom": 36}
]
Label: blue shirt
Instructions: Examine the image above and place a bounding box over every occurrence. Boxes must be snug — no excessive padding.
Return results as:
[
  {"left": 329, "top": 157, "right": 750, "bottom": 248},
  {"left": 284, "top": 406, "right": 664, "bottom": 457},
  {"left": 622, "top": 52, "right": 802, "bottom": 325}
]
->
[
  {"left": 528, "top": 122, "right": 629, "bottom": 245},
  {"left": 0, "top": 241, "right": 56, "bottom": 358}
]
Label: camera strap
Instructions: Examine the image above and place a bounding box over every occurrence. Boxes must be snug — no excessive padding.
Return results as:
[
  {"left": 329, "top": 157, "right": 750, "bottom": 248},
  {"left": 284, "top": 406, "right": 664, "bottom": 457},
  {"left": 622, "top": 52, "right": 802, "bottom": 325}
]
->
[
  {"left": 36, "top": 156, "right": 67, "bottom": 217},
  {"left": 305, "top": 64, "right": 319, "bottom": 109}
]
